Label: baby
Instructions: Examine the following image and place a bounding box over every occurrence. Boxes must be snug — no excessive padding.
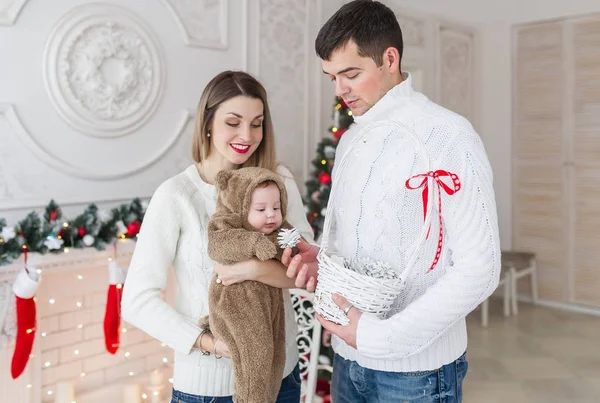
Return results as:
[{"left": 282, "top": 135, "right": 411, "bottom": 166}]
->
[{"left": 202, "top": 166, "right": 301, "bottom": 403}]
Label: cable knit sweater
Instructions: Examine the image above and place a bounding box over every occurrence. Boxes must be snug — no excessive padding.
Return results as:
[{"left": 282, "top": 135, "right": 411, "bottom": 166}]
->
[
  {"left": 329, "top": 73, "right": 501, "bottom": 372},
  {"left": 121, "top": 164, "right": 314, "bottom": 396}
]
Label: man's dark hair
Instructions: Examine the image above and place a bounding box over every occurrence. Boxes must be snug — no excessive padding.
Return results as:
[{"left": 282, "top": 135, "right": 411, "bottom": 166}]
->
[{"left": 315, "top": 0, "right": 403, "bottom": 68}]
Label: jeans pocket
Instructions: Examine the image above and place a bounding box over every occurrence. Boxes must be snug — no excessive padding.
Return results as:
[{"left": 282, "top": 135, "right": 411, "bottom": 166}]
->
[{"left": 376, "top": 370, "right": 440, "bottom": 402}]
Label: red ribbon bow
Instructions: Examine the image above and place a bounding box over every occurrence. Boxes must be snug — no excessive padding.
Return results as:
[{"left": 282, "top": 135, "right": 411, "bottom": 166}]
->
[{"left": 405, "top": 170, "right": 461, "bottom": 272}]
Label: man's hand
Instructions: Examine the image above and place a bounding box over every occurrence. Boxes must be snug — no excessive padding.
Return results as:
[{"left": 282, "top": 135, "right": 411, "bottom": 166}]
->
[
  {"left": 316, "top": 294, "right": 362, "bottom": 349},
  {"left": 282, "top": 238, "right": 319, "bottom": 291}
]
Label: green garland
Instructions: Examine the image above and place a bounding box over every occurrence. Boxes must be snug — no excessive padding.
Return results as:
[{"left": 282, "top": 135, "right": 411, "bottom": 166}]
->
[{"left": 0, "top": 198, "right": 146, "bottom": 267}]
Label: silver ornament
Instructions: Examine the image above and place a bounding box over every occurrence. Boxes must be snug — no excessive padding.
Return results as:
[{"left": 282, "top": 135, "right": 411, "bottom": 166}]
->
[
  {"left": 82, "top": 234, "right": 95, "bottom": 247},
  {"left": 277, "top": 228, "right": 301, "bottom": 249}
]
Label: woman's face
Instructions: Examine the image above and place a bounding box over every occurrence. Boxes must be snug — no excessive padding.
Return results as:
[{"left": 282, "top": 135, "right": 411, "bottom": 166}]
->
[{"left": 209, "top": 95, "right": 264, "bottom": 166}]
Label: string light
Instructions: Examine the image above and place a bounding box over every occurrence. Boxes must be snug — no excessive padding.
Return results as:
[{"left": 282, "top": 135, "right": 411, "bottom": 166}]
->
[
  {"left": 49, "top": 299, "right": 55, "bottom": 304},
  {"left": 80, "top": 372, "right": 86, "bottom": 377},
  {"left": 129, "top": 372, "right": 135, "bottom": 376},
  {"left": 348, "top": 110, "right": 353, "bottom": 116},
  {"left": 73, "top": 350, "right": 79, "bottom": 355},
  {"left": 77, "top": 275, "right": 83, "bottom": 280},
  {"left": 321, "top": 160, "right": 327, "bottom": 165},
  {"left": 44, "top": 361, "right": 51, "bottom": 367},
  {"left": 76, "top": 302, "right": 82, "bottom": 308},
  {"left": 335, "top": 103, "right": 342, "bottom": 110},
  {"left": 162, "top": 357, "right": 168, "bottom": 363},
  {"left": 332, "top": 127, "right": 338, "bottom": 132},
  {"left": 142, "top": 394, "right": 148, "bottom": 399}
]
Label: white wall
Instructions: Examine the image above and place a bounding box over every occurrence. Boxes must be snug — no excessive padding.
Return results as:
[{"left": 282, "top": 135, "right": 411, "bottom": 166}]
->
[{"left": 0, "top": 0, "right": 324, "bottom": 225}]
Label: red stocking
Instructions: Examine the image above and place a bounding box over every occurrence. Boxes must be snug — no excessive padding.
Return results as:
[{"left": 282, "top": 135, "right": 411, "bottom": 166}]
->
[
  {"left": 103, "top": 261, "right": 127, "bottom": 354},
  {"left": 11, "top": 266, "right": 41, "bottom": 379}
]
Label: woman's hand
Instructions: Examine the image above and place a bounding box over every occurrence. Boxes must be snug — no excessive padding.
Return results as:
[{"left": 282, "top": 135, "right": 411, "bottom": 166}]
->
[
  {"left": 195, "top": 332, "right": 231, "bottom": 359},
  {"left": 214, "top": 260, "right": 258, "bottom": 286},
  {"left": 212, "top": 338, "right": 231, "bottom": 359}
]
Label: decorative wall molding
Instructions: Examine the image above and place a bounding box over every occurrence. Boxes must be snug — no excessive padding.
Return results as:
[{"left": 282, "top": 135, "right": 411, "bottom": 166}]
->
[
  {"left": 395, "top": 14, "right": 425, "bottom": 46},
  {"left": 42, "top": 3, "right": 165, "bottom": 138},
  {"left": 0, "top": 0, "right": 28, "bottom": 25},
  {"left": 257, "top": 0, "right": 309, "bottom": 181},
  {"left": 437, "top": 24, "right": 474, "bottom": 121},
  {"left": 161, "top": 0, "right": 228, "bottom": 49},
  {"left": 0, "top": 104, "right": 192, "bottom": 180}
]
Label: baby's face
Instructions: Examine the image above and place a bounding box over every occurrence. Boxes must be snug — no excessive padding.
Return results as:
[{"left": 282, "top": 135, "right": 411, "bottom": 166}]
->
[{"left": 247, "top": 183, "right": 283, "bottom": 234}]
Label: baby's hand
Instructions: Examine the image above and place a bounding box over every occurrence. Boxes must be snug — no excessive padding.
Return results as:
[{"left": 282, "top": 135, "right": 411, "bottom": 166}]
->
[{"left": 255, "top": 235, "right": 277, "bottom": 261}]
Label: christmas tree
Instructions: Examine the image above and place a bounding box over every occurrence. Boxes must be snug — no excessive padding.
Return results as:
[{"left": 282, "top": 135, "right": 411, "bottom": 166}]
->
[
  {"left": 304, "top": 97, "right": 354, "bottom": 240},
  {"left": 302, "top": 97, "right": 353, "bottom": 388}
]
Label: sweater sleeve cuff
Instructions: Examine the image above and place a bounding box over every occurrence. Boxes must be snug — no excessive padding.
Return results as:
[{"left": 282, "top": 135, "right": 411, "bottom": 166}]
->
[
  {"left": 356, "top": 313, "right": 391, "bottom": 359},
  {"left": 175, "top": 318, "right": 203, "bottom": 355}
]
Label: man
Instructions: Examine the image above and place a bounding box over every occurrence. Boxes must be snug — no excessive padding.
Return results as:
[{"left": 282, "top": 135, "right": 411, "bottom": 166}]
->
[{"left": 283, "top": 1, "right": 501, "bottom": 402}]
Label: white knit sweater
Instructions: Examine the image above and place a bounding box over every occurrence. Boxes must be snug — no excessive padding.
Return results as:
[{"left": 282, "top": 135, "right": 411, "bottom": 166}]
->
[
  {"left": 329, "top": 73, "right": 501, "bottom": 371},
  {"left": 121, "top": 164, "right": 314, "bottom": 396}
]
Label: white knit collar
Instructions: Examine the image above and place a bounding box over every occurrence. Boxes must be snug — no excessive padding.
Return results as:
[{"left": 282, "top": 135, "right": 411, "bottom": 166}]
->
[
  {"left": 352, "top": 72, "right": 414, "bottom": 125},
  {"left": 185, "top": 164, "right": 216, "bottom": 198}
]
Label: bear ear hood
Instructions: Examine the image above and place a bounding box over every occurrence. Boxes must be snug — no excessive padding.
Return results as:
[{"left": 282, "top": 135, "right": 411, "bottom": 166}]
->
[{"left": 214, "top": 167, "right": 288, "bottom": 227}]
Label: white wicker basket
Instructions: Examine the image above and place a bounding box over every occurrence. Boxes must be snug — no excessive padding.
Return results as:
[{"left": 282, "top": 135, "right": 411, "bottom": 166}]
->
[{"left": 314, "top": 120, "right": 433, "bottom": 325}]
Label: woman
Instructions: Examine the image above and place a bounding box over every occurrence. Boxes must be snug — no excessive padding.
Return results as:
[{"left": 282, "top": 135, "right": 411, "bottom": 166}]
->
[{"left": 121, "top": 71, "right": 315, "bottom": 402}]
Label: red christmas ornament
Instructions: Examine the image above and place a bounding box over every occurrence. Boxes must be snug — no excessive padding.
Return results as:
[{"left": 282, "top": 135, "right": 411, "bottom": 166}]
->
[
  {"left": 104, "top": 261, "right": 127, "bottom": 354},
  {"left": 57, "top": 228, "right": 65, "bottom": 238},
  {"left": 78, "top": 227, "right": 86, "bottom": 237},
  {"left": 318, "top": 173, "right": 331, "bottom": 185},
  {"left": 49, "top": 210, "right": 58, "bottom": 222},
  {"left": 333, "top": 127, "right": 347, "bottom": 140},
  {"left": 11, "top": 266, "right": 41, "bottom": 379},
  {"left": 126, "top": 221, "right": 141, "bottom": 237}
]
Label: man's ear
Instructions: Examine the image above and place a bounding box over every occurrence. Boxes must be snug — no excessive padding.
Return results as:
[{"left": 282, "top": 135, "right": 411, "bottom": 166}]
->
[
  {"left": 383, "top": 46, "right": 400, "bottom": 73},
  {"left": 215, "top": 169, "right": 234, "bottom": 191}
]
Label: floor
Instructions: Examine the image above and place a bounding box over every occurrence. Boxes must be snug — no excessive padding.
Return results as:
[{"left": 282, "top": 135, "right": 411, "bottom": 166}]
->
[{"left": 464, "top": 301, "right": 600, "bottom": 403}]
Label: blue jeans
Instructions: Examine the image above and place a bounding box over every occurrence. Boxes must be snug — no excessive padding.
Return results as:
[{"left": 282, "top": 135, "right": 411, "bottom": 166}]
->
[
  {"left": 332, "top": 352, "right": 468, "bottom": 403},
  {"left": 170, "top": 364, "right": 301, "bottom": 403}
]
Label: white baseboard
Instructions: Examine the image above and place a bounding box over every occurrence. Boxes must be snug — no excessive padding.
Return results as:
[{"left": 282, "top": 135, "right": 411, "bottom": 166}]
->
[{"left": 517, "top": 294, "right": 600, "bottom": 317}]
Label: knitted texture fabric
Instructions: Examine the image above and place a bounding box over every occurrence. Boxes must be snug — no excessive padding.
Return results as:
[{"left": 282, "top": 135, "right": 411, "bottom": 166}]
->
[{"left": 328, "top": 73, "right": 501, "bottom": 372}]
